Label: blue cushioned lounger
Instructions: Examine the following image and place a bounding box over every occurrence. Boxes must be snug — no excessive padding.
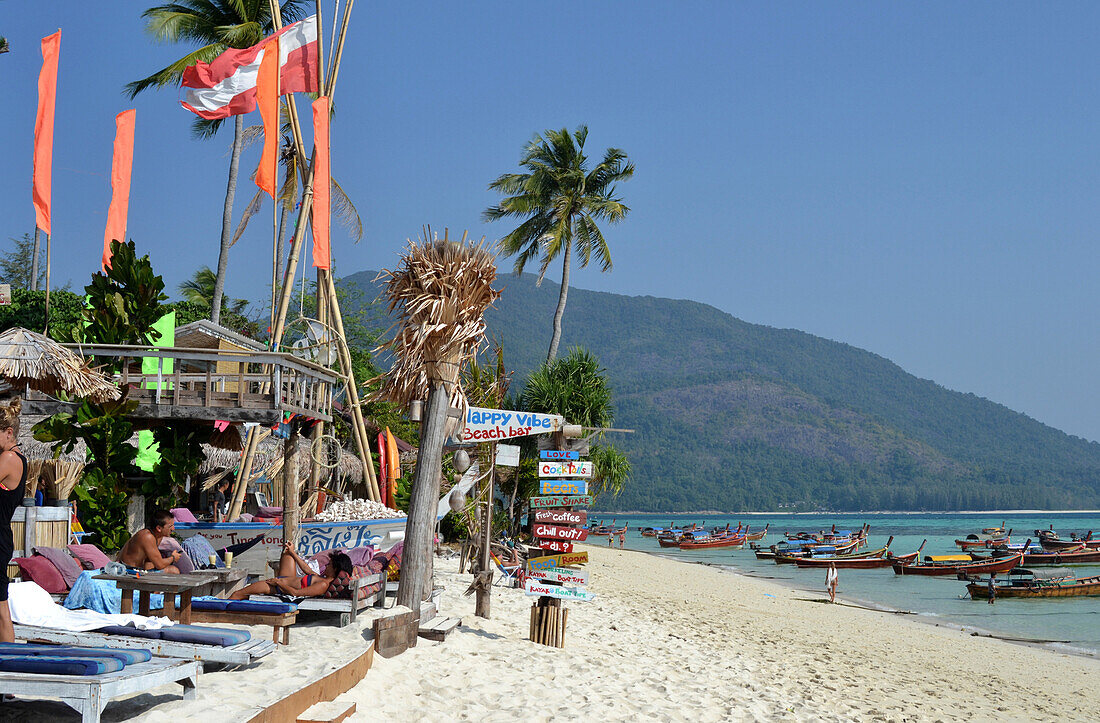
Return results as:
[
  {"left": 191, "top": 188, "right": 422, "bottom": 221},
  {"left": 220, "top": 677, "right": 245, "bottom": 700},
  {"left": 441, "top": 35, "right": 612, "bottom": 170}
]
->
[
  {"left": 0, "top": 656, "right": 125, "bottom": 675},
  {"left": 160, "top": 624, "right": 251, "bottom": 647},
  {"left": 191, "top": 598, "right": 296, "bottom": 614},
  {"left": 0, "top": 643, "right": 150, "bottom": 665},
  {"left": 94, "top": 625, "right": 163, "bottom": 640}
]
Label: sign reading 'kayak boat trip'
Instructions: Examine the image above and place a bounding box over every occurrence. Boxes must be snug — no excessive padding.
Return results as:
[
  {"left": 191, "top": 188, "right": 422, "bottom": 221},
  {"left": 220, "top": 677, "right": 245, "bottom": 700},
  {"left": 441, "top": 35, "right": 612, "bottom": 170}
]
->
[
  {"left": 540, "top": 449, "right": 580, "bottom": 461},
  {"left": 524, "top": 580, "right": 596, "bottom": 602},
  {"left": 534, "top": 509, "right": 587, "bottom": 526},
  {"left": 538, "top": 461, "right": 594, "bottom": 478},
  {"left": 540, "top": 539, "right": 574, "bottom": 553},
  {"left": 461, "top": 407, "right": 563, "bottom": 442},
  {"left": 529, "top": 495, "right": 592, "bottom": 509},
  {"left": 534, "top": 523, "right": 588, "bottom": 541},
  {"left": 539, "top": 480, "right": 588, "bottom": 495},
  {"left": 527, "top": 551, "right": 588, "bottom": 570},
  {"left": 528, "top": 566, "right": 590, "bottom": 586}
]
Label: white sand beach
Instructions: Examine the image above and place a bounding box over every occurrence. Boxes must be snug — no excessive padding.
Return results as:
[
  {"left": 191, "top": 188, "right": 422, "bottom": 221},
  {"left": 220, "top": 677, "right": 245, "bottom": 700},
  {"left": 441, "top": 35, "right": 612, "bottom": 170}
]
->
[{"left": 12, "top": 545, "right": 1099, "bottom": 721}]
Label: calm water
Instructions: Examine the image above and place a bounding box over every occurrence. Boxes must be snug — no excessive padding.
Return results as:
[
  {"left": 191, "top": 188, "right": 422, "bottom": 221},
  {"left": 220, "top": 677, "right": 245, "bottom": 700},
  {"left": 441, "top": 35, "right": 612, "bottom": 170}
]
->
[{"left": 589, "top": 511, "right": 1100, "bottom": 658}]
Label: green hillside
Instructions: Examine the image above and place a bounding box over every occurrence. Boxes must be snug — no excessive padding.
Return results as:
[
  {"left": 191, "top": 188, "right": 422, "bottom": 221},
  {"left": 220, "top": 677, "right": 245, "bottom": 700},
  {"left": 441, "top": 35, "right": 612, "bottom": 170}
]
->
[{"left": 341, "top": 271, "right": 1100, "bottom": 512}]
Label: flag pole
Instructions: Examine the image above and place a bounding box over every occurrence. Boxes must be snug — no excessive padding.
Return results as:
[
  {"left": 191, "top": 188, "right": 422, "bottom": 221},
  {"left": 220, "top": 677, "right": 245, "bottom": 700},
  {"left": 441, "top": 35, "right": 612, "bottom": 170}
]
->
[{"left": 44, "top": 232, "right": 51, "bottom": 333}]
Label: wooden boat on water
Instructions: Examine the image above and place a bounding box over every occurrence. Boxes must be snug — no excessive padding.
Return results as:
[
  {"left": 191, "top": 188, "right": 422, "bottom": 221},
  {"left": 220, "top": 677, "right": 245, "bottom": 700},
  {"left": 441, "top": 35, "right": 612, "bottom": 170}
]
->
[
  {"left": 965, "top": 568, "right": 1100, "bottom": 599},
  {"left": 892, "top": 547, "right": 1026, "bottom": 576},
  {"left": 679, "top": 528, "right": 748, "bottom": 550},
  {"left": 774, "top": 540, "right": 864, "bottom": 564},
  {"left": 1038, "top": 530, "right": 1099, "bottom": 551},
  {"left": 744, "top": 523, "right": 769, "bottom": 541},
  {"left": 955, "top": 529, "right": 1011, "bottom": 550},
  {"left": 793, "top": 539, "right": 926, "bottom": 569}
]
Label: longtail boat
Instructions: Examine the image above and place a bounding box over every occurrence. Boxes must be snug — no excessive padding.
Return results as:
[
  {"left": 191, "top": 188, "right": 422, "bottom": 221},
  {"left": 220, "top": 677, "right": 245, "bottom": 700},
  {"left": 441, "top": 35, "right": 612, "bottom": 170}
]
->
[
  {"left": 1038, "top": 530, "right": 1099, "bottom": 551},
  {"left": 679, "top": 527, "right": 748, "bottom": 550},
  {"left": 893, "top": 547, "right": 1026, "bottom": 576},
  {"left": 955, "top": 529, "right": 1011, "bottom": 550},
  {"left": 745, "top": 523, "right": 769, "bottom": 541},
  {"left": 793, "top": 539, "right": 926, "bottom": 569},
  {"left": 966, "top": 568, "right": 1100, "bottom": 599},
  {"left": 1020, "top": 545, "right": 1100, "bottom": 565},
  {"left": 774, "top": 540, "right": 864, "bottom": 564}
]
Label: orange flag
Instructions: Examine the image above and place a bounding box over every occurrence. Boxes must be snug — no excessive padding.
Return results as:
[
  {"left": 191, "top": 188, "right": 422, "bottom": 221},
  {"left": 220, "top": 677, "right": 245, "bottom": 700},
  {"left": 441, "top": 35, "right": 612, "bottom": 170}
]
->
[
  {"left": 311, "top": 96, "right": 331, "bottom": 269},
  {"left": 33, "top": 30, "right": 61, "bottom": 236},
  {"left": 255, "top": 37, "right": 280, "bottom": 198},
  {"left": 102, "top": 109, "right": 136, "bottom": 270}
]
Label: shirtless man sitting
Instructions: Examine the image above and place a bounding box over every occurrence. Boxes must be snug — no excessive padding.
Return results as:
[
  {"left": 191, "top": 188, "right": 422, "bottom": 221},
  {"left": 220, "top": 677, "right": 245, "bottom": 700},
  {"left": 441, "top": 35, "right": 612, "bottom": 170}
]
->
[{"left": 117, "top": 509, "right": 182, "bottom": 573}]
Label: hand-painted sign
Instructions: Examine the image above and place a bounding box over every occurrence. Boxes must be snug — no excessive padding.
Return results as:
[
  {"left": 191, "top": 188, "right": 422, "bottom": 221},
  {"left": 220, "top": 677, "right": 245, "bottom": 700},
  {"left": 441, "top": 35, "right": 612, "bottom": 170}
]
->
[
  {"left": 529, "top": 495, "right": 592, "bottom": 509},
  {"left": 539, "top": 480, "right": 588, "bottom": 496},
  {"left": 524, "top": 580, "right": 596, "bottom": 602},
  {"left": 540, "top": 449, "right": 580, "bottom": 461},
  {"left": 538, "top": 461, "right": 594, "bottom": 478},
  {"left": 528, "top": 566, "right": 589, "bottom": 586},
  {"left": 534, "top": 509, "right": 587, "bottom": 526},
  {"left": 540, "top": 539, "right": 574, "bottom": 553},
  {"left": 534, "top": 523, "right": 588, "bottom": 541},
  {"left": 462, "top": 407, "right": 563, "bottom": 442},
  {"left": 527, "top": 551, "right": 588, "bottom": 571},
  {"left": 495, "top": 443, "right": 520, "bottom": 467}
]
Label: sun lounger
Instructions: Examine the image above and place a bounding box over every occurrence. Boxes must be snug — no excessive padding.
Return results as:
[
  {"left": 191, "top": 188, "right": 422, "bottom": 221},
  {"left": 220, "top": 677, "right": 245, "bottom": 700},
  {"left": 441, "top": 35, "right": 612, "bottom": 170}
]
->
[
  {"left": 261, "top": 565, "right": 389, "bottom": 625},
  {"left": 14, "top": 622, "right": 276, "bottom": 667},
  {"left": 177, "top": 599, "right": 298, "bottom": 644},
  {"left": 0, "top": 654, "right": 199, "bottom": 723}
]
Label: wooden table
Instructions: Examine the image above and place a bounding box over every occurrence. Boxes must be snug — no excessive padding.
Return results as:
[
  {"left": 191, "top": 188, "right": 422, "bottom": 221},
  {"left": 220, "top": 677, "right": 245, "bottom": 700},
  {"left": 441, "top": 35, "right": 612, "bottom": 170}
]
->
[
  {"left": 94, "top": 573, "right": 216, "bottom": 625},
  {"left": 190, "top": 567, "right": 248, "bottom": 597}
]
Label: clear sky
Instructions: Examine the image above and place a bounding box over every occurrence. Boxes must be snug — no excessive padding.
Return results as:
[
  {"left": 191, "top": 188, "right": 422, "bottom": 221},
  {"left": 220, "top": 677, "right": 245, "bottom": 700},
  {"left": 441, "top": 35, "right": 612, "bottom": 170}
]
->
[{"left": 2, "top": 2, "right": 1100, "bottom": 442}]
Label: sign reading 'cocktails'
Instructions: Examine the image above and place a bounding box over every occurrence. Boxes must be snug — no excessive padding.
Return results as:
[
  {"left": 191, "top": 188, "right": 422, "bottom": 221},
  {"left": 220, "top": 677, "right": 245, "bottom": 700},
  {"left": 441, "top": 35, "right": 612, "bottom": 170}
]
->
[
  {"left": 462, "top": 407, "right": 563, "bottom": 442},
  {"left": 540, "top": 539, "right": 574, "bottom": 553},
  {"left": 534, "top": 523, "right": 588, "bottom": 541},
  {"left": 539, "top": 480, "right": 588, "bottom": 495},
  {"left": 524, "top": 579, "right": 596, "bottom": 602},
  {"left": 540, "top": 449, "right": 580, "bottom": 461},
  {"left": 534, "top": 509, "right": 586, "bottom": 526},
  {"left": 538, "top": 461, "right": 594, "bottom": 478},
  {"left": 529, "top": 495, "right": 592, "bottom": 509},
  {"left": 528, "top": 566, "right": 589, "bottom": 586},
  {"left": 526, "top": 551, "right": 588, "bottom": 571}
]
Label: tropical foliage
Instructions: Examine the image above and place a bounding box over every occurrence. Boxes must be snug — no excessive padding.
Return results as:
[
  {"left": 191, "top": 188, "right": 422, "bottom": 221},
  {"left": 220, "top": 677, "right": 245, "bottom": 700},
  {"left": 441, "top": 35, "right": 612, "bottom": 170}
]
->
[
  {"left": 1, "top": 233, "right": 47, "bottom": 290},
  {"left": 485, "top": 125, "right": 634, "bottom": 361}
]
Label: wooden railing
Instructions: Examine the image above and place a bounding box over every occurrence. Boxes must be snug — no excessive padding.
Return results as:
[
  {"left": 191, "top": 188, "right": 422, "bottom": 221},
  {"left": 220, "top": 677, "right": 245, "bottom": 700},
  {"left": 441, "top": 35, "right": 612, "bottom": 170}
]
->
[{"left": 56, "top": 344, "right": 340, "bottom": 423}]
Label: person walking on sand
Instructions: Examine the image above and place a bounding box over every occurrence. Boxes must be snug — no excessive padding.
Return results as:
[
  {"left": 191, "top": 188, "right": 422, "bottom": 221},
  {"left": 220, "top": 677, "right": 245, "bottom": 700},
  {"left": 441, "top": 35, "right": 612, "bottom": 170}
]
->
[
  {"left": 988, "top": 572, "right": 997, "bottom": 604},
  {"left": 825, "top": 563, "right": 839, "bottom": 603}
]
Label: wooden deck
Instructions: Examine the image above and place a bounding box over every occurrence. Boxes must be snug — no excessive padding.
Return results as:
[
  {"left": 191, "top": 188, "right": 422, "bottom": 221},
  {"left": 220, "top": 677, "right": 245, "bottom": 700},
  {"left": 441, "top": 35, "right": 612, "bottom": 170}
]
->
[{"left": 22, "top": 343, "right": 340, "bottom": 424}]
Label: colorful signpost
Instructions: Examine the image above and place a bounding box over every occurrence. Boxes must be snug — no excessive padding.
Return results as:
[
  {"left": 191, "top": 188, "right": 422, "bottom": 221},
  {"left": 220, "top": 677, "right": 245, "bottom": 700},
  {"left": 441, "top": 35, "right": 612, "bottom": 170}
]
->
[
  {"left": 534, "top": 509, "right": 587, "bottom": 526},
  {"left": 524, "top": 579, "right": 595, "bottom": 602},
  {"left": 526, "top": 551, "right": 588, "bottom": 570},
  {"left": 529, "top": 495, "right": 591, "bottom": 509},
  {"left": 461, "top": 407, "right": 563, "bottom": 442},
  {"left": 538, "top": 479, "right": 588, "bottom": 495},
  {"left": 528, "top": 566, "right": 589, "bottom": 586},
  {"left": 539, "top": 449, "right": 580, "bottom": 461},
  {"left": 540, "top": 539, "right": 574, "bottom": 553},
  {"left": 538, "top": 460, "right": 594, "bottom": 478},
  {"left": 533, "top": 523, "right": 588, "bottom": 541}
]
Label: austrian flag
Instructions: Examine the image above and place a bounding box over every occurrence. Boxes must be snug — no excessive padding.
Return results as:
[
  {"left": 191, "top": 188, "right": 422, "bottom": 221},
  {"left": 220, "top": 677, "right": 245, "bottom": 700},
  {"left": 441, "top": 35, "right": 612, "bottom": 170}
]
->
[{"left": 180, "top": 15, "right": 318, "bottom": 119}]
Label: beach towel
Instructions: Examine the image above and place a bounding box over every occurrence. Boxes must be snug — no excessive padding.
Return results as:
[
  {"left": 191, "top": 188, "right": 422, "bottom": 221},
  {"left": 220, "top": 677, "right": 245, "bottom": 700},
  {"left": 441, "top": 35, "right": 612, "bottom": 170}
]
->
[
  {"left": 63, "top": 570, "right": 165, "bottom": 615},
  {"left": 8, "top": 581, "right": 173, "bottom": 632},
  {"left": 181, "top": 534, "right": 224, "bottom": 570}
]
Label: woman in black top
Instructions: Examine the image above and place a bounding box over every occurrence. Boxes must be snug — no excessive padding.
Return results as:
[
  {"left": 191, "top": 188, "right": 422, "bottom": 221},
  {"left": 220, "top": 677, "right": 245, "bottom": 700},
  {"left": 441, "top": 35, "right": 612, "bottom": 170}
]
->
[{"left": 0, "top": 398, "right": 27, "bottom": 643}]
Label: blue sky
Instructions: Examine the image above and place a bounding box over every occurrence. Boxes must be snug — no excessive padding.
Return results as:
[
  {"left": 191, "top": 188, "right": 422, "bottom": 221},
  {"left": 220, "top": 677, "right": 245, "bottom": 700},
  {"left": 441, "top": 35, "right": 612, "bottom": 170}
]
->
[{"left": 2, "top": 2, "right": 1100, "bottom": 442}]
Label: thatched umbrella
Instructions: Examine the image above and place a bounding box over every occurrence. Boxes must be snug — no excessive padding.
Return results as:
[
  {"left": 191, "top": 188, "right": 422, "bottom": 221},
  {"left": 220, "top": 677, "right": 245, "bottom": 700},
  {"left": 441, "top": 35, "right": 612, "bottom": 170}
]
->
[
  {"left": 0, "top": 327, "right": 119, "bottom": 402},
  {"left": 374, "top": 229, "right": 500, "bottom": 612}
]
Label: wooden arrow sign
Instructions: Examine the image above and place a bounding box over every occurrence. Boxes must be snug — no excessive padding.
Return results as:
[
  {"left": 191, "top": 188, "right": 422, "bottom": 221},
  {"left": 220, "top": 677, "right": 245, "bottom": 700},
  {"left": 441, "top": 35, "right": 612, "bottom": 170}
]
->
[
  {"left": 529, "top": 566, "right": 590, "bottom": 586},
  {"left": 538, "top": 480, "right": 587, "bottom": 495},
  {"left": 538, "top": 461, "right": 594, "bottom": 478},
  {"left": 534, "top": 523, "right": 588, "bottom": 541},
  {"left": 540, "top": 449, "right": 580, "bottom": 461},
  {"left": 524, "top": 580, "right": 596, "bottom": 602},
  {"left": 529, "top": 495, "right": 592, "bottom": 509},
  {"left": 539, "top": 539, "right": 574, "bottom": 553},
  {"left": 534, "top": 509, "right": 587, "bottom": 526},
  {"left": 526, "top": 551, "right": 588, "bottom": 571}
]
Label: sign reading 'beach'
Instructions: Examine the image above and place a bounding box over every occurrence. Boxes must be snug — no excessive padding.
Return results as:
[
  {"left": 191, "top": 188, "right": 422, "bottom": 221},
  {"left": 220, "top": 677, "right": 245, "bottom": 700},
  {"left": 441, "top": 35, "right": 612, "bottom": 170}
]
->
[
  {"left": 527, "top": 551, "right": 588, "bottom": 571},
  {"left": 461, "top": 407, "right": 563, "bottom": 442},
  {"left": 529, "top": 495, "right": 592, "bottom": 509},
  {"left": 534, "top": 523, "right": 588, "bottom": 541},
  {"left": 540, "top": 449, "right": 580, "bottom": 461},
  {"left": 538, "top": 461, "right": 594, "bottom": 478},
  {"left": 524, "top": 580, "right": 596, "bottom": 602},
  {"left": 539, "top": 480, "right": 588, "bottom": 495},
  {"left": 534, "top": 509, "right": 586, "bottom": 526},
  {"left": 529, "top": 566, "right": 589, "bottom": 586}
]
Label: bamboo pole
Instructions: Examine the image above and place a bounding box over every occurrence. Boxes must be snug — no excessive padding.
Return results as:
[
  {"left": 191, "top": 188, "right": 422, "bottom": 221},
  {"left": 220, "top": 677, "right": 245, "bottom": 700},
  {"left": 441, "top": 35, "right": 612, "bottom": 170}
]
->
[{"left": 227, "top": 426, "right": 261, "bottom": 521}]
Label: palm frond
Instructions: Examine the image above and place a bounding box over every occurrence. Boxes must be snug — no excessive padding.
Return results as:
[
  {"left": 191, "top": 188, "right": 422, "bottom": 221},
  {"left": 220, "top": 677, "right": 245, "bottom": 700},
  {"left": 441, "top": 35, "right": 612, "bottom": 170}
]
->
[
  {"left": 331, "top": 178, "right": 363, "bottom": 241},
  {"left": 230, "top": 187, "right": 268, "bottom": 247},
  {"left": 124, "top": 43, "right": 223, "bottom": 98},
  {"left": 190, "top": 116, "right": 225, "bottom": 139}
]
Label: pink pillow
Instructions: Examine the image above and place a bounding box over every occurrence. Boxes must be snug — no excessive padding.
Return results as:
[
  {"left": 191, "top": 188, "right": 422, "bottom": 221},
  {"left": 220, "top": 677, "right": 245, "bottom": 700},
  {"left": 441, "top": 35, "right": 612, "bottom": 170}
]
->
[
  {"left": 14, "top": 556, "right": 68, "bottom": 594},
  {"left": 158, "top": 536, "right": 194, "bottom": 573},
  {"left": 171, "top": 507, "right": 198, "bottom": 524},
  {"left": 33, "top": 546, "right": 83, "bottom": 589},
  {"left": 347, "top": 546, "right": 375, "bottom": 567},
  {"left": 67, "top": 543, "right": 112, "bottom": 570}
]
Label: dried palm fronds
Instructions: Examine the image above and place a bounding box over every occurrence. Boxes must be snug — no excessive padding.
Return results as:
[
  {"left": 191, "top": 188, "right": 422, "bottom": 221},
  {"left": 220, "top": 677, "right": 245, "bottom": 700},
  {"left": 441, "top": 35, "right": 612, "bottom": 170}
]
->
[
  {"left": 0, "top": 327, "right": 119, "bottom": 402},
  {"left": 207, "top": 423, "right": 244, "bottom": 451},
  {"left": 372, "top": 228, "right": 500, "bottom": 436},
  {"left": 51, "top": 460, "right": 84, "bottom": 499}
]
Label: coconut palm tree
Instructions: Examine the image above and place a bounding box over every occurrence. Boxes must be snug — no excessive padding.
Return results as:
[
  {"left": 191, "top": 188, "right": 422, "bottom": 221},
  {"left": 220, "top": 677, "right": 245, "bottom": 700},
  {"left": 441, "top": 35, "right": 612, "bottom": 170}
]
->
[
  {"left": 179, "top": 266, "right": 248, "bottom": 315},
  {"left": 125, "top": 1, "right": 306, "bottom": 326},
  {"left": 484, "top": 126, "right": 634, "bottom": 362},
  {"left": 0, "top": 36, "right": 10, "bottom": 55}
]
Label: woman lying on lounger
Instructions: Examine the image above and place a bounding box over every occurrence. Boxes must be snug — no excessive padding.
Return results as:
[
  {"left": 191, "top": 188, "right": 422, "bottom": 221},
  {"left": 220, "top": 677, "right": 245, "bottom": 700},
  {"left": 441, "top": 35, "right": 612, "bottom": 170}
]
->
[{"left": 229, "top": 543, "right": 355, "bottom": 600}]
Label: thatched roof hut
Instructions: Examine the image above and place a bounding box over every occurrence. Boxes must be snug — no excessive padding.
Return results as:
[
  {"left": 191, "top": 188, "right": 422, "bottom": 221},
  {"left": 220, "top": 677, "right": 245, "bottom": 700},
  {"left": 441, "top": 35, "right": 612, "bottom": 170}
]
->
[{"left": 0, "top": 327, "right": 119, "bottom": 402}]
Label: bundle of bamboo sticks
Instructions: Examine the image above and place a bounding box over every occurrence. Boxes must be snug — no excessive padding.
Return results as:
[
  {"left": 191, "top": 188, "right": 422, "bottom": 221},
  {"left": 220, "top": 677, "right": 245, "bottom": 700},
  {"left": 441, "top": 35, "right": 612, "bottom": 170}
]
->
[
  {"left": 529, "top": 599, "right": 568, "bottom": 648},
  {"left": 40, "top": 459, "right": 83, "bottom": 500}
]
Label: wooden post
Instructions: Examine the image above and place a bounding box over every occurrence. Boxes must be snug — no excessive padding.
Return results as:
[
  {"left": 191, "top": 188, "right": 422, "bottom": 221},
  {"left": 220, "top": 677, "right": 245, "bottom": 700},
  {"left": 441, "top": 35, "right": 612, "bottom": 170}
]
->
[
  {"left": 282, "top": 425, "right": 301, "bottom": 548},
  {"left": 396, "top": 381, "right": 448, "bottom": 612},
  {"left": 475, "top": 442, "right": 495, "bottom": 619}
]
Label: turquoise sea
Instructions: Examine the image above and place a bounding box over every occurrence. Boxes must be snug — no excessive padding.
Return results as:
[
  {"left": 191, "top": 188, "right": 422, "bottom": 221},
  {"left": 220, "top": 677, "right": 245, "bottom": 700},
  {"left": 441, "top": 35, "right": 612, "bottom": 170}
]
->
[{"left": 592, "top": 511, "right": 1100, "bottom": 658}]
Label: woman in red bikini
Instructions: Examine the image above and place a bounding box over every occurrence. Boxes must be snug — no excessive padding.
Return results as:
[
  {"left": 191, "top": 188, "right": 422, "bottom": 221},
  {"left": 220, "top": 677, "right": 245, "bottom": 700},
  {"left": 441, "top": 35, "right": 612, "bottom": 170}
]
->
[{"left": 229, "top": 542, "right": 355, "bottom": 599}]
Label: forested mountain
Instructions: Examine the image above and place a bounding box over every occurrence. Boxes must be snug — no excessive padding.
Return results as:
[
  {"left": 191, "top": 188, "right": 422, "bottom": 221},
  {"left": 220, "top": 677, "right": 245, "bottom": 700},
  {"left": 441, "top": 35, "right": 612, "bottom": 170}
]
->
[{"left": 341, "top": 271, "right": 1100, "bottom": 512}]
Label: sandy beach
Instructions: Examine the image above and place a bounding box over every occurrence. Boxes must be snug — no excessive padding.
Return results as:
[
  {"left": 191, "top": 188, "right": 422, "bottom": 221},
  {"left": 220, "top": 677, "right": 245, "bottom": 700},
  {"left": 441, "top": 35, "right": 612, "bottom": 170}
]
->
[{"left": 11, "top": 544, "right": 1099, "bottom": 721}]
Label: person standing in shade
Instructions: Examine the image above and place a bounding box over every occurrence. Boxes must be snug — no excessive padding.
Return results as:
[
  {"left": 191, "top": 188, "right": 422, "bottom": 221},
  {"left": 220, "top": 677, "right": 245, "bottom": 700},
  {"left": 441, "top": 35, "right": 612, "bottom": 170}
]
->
[
  {"left": 0, "top": 398, "right": 27, "bottom": 643},
  {"left": 825, "top": 562, "right": 839, "bottom": 604},
  {"left": 988, "top": 572, "right": 997, "bottom": 604}
]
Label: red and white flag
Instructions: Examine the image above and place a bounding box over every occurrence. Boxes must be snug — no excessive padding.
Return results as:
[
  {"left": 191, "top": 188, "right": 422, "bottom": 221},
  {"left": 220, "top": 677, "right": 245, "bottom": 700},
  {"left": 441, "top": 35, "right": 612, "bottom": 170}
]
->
[{"left": 180, "top": 15, "right": 318, "bottom": 119}]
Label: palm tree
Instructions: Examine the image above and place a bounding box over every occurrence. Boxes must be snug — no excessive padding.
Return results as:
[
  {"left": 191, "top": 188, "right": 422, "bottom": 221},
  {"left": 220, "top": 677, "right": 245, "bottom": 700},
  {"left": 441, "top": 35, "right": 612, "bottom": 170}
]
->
[
  {"left": 484, "top": 125, "right": 634, "bottom": 362},
  {"left": 179, "top": 266, "right": 248, "bottom": 315},
  {"left": 0, "top": 36, "right": 10, "bottom": 55},
  {"left": 125, "top": 1, "right": 306, "bottom": 326}
]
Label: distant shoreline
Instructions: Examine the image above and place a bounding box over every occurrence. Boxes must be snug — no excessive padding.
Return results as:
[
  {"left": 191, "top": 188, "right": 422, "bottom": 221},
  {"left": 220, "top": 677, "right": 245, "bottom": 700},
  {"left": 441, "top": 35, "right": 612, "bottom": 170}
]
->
[{"left": 590, "top": 509, "right": 1100, "bottom": 516}]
